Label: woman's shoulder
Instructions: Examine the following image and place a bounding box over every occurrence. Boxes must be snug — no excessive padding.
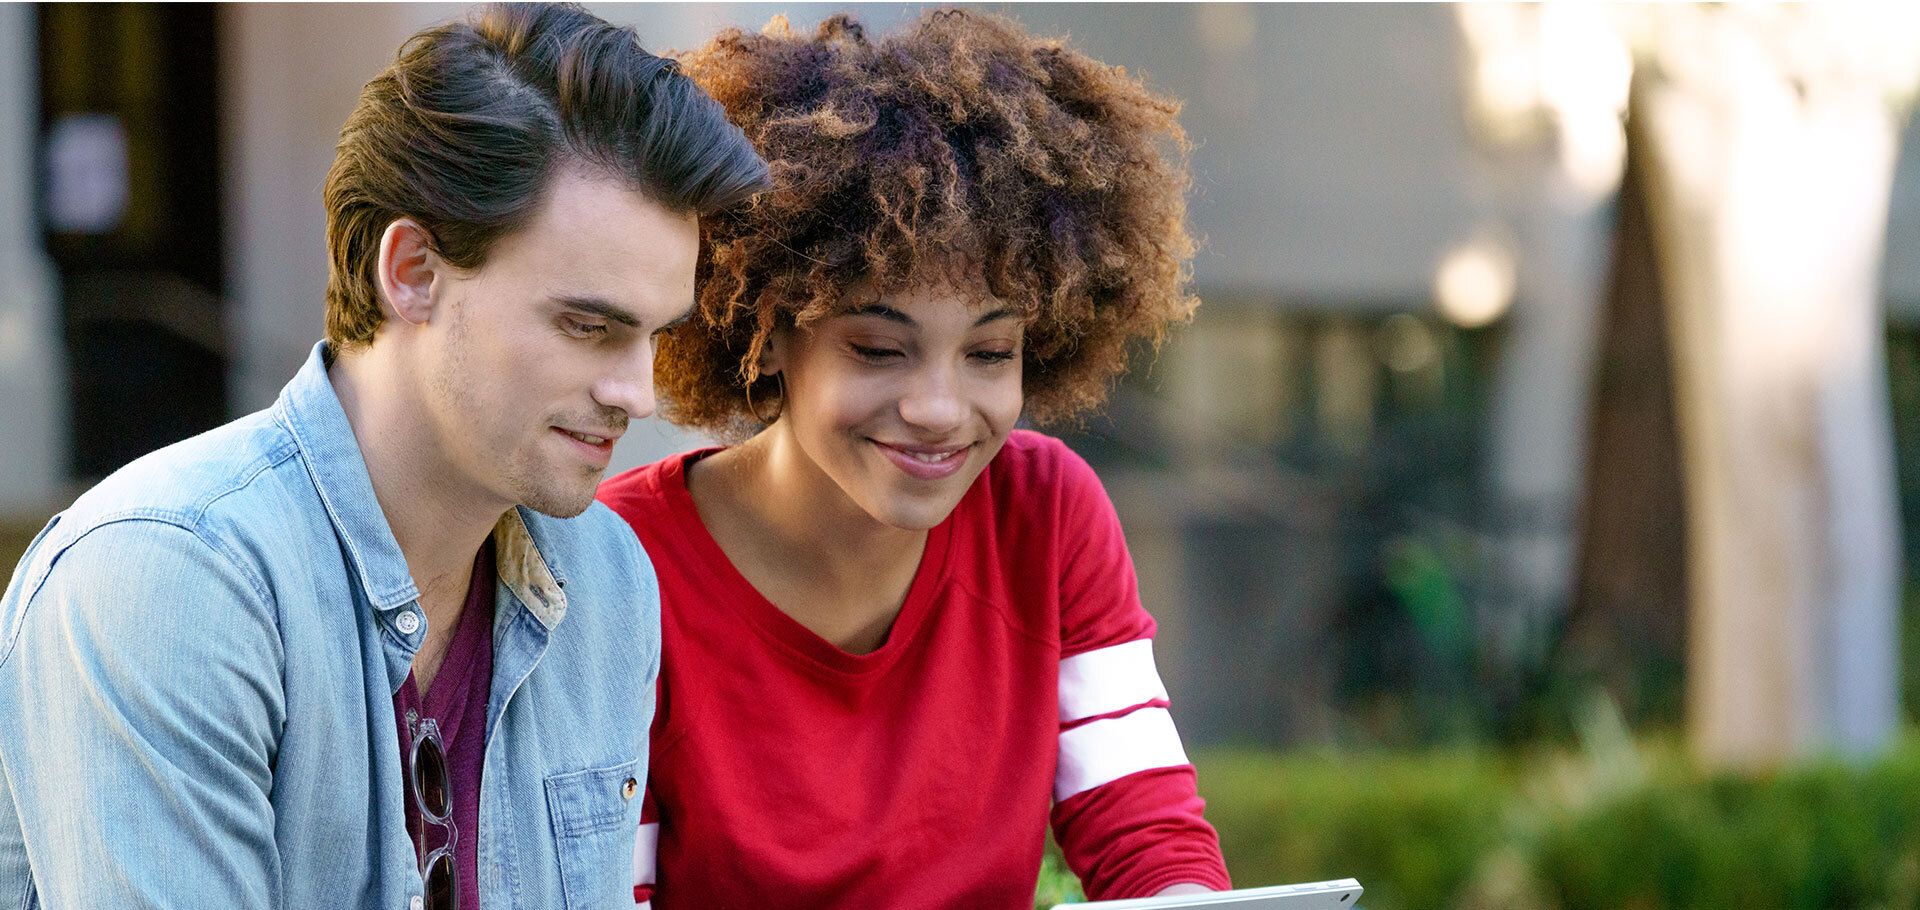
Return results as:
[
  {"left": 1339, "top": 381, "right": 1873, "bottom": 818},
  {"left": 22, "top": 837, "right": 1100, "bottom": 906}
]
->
[
  {"left": 959, "top": 431, "right": 1121, "bottom": 572},
  {"left": 595, "top": 456, "right": 668, "bottom": 517},
  {"left": 972, "top": 431, "right": 1149, "bottom": 650},
  {"left": 596, "top": 448, "right": 720, "bottom": 533},
  {"left": 983, "top": 430, "right": 1107, "bottom": 509}
]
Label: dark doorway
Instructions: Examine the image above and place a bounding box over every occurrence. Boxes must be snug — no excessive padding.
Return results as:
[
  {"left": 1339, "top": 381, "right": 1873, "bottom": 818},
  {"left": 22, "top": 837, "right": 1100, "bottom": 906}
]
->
[{"left": 39, "top": 3, "right": 226, "bottom": 481}]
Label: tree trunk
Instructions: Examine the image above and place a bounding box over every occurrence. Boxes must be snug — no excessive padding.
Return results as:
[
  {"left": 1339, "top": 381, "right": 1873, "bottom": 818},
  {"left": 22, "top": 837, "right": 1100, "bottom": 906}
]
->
[
  {"left": 1634, "top": 20, "right": 1904, "bottom": 764},
  {"left": 1565, "top": 119, "right": 1689, "bottom": 727}
]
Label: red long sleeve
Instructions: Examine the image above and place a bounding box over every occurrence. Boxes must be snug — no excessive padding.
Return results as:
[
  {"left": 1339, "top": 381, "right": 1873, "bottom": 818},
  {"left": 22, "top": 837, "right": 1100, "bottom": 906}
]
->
[{"left": 1047, "top": 447, "right": 1229, "bottom": 898}]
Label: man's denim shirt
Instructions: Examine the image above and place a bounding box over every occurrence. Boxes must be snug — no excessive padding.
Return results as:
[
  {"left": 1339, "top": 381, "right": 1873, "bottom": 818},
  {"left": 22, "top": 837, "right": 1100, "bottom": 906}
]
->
[{"left": 0, "top": 342, "right": 658, "bottom": 909}]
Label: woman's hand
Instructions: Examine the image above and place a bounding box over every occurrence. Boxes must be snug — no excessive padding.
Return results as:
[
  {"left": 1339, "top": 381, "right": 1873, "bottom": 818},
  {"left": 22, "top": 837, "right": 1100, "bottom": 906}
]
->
[{"left": 1155, "top": 883, "right": 1215, "bottom": 896}]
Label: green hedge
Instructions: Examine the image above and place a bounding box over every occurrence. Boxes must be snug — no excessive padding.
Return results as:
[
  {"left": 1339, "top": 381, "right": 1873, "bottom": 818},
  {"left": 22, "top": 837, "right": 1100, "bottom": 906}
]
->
[
  {"left": 1198, "top": 748, "right": 1513, "bottom": 908},
  {"left": 1040, "top": 733, "right": 1920, "bottom": 909},
  {"left": 1531, "top": 746, "right": 1920, "bottom": 910}
]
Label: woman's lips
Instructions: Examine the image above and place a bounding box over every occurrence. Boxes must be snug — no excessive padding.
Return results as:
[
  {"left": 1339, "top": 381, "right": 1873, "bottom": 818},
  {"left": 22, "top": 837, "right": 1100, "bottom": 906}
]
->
[{"left": 872, "top": 440, "right": 970, "bottom": 480}]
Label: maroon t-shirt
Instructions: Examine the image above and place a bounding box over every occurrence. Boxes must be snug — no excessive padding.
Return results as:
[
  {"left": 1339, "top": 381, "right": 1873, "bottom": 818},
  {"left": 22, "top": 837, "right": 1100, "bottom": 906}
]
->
[{"left": 394, "top": 538, "right": 495, "bottom": 910}]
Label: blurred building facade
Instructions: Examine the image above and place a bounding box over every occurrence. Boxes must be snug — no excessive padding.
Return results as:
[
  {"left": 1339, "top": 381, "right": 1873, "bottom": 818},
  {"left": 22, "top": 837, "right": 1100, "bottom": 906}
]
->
[{"left": 2, "top": 3, "right": 1917, "bottom": 749}]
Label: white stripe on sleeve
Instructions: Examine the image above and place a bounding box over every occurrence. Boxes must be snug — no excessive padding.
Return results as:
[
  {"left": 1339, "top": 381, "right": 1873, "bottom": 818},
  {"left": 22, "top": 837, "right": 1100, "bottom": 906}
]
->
[
  {"left": 634, "top": 821, "right": 658, "bottom": 887},
  {"left": 1057, "top": 639, "right": 1170, "bottom": 723},
  {"left": 1053, "top": 706, "right": 1191, "bottom": 801}
]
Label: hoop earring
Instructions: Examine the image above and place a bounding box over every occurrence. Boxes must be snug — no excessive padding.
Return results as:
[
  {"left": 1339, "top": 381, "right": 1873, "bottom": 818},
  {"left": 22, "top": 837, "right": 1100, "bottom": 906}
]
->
[{"left": 745, "top": 373, "right": 784, "bottom": 424}]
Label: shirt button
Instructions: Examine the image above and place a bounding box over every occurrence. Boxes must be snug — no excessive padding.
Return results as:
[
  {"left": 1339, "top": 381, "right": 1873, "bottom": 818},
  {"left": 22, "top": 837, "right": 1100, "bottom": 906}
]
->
[
  {"left": 623, "top": 777, "right": 638, "bottom": 800},
  {"left": 396, "top": 611, "right": 421, "bottom": 635},
  {"left": 410, "top": 897, "right": 423, "bottom": 910}
]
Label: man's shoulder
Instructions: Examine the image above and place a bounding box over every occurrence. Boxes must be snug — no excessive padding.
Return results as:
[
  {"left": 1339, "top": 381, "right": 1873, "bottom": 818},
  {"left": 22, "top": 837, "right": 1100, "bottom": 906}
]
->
[
  {"left": 1, "top": 410, "right": 309, "bottom": 669},
  {"left": 47, "top": 408, "right": 306, "bottom": 556}
]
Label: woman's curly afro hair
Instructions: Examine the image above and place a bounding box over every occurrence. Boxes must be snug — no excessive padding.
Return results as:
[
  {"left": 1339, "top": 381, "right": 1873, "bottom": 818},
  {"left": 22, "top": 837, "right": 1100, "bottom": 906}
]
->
[{"left": 660, "top": 8, "right": 1196, "bottom": 436}]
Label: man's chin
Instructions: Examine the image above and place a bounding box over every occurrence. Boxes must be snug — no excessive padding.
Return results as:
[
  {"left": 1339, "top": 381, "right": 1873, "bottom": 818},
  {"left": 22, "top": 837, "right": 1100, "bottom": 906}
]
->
[
  {"left": 516, "top": 481, "right": 600, "bottom": 519},
  {"left": 523, "top": 499, "right": 593, "bottom": 519}
]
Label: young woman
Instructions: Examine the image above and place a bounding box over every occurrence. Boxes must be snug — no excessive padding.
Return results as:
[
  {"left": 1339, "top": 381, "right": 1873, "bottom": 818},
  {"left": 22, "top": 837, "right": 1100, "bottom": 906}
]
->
[{"left": 597, "top": 10, "right": 1230, "bottom": 907}]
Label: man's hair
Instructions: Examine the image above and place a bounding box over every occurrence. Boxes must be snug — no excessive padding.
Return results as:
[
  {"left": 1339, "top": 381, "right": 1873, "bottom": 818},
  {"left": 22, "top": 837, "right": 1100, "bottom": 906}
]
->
[
  {"left": 658, "top": 9, "right": 1195, "bottom": 436},
  {"left": 323, "top": 3, "right": 771, "bottom": 352}
]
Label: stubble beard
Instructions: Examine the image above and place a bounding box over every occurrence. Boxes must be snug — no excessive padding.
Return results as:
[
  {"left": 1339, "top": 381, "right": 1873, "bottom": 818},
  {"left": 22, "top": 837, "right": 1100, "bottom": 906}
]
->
[
  {"left": 431, "top": 303, "right": 623, "bottom": 520},
  {"left": 428, "top": 307, "right": 601, "bottom": 520},
  {"left": 509, "top": 454, "right": 601, "bottom": 519}
]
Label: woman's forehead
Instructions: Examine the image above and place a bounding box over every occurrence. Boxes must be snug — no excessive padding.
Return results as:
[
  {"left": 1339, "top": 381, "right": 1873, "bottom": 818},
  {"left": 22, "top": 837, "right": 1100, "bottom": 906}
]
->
[{"left": 839, "top": 251, "right": 1010, "bottom": 310}]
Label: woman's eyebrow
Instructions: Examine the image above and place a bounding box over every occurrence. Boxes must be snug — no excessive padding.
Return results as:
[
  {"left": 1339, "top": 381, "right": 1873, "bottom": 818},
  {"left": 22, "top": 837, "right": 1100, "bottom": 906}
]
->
[
  {"left": 842, "top": 304, "right": 1019, "bottom": 328},
  {"left": 843, "top": 304, "right": 915, "bottom": 325}
]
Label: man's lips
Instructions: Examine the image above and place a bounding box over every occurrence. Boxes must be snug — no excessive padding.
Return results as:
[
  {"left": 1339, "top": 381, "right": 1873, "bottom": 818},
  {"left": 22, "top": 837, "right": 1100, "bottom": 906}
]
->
[
  {"left": 553, "top": 427, "right": 619, "bottom": 463},
  {"left": 871, "top": 440, "right": 971, "bottom": 480},
  {"left": 556, "top": 427, "right": 620, "bottom": 447}
]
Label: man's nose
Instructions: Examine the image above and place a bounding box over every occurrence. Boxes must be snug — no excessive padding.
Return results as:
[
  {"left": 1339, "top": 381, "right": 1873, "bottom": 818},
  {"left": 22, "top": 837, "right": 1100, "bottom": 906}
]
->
[{"left": 591, "top": 338, "right": 656, "bottom": 421}]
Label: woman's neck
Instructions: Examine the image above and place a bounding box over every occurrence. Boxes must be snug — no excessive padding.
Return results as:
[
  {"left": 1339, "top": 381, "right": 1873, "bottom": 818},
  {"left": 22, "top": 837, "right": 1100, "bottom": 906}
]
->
[
  {"left": 687, "top": 425, "right": 928, "bottom": 652},
  {"left": 701, "top": 426, "right": 925, "bottom": 580}
]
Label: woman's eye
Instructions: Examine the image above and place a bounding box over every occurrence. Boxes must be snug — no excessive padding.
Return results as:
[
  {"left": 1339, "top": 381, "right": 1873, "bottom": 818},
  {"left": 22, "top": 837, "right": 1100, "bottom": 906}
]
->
[
  {"left": 972, "top": 349, "right": 1017, "bottom": 364},
  {"left": 849, "top": 343, "right": 903, "bottom": 362},
  {"left": 565, "top": 319, "right": 608, "bottom": 337}
]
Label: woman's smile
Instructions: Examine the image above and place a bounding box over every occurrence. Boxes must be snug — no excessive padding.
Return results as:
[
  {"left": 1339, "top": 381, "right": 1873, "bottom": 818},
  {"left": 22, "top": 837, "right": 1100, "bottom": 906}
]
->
[{"left": 870, "top": 439, "right": 973, "bottom": 480}]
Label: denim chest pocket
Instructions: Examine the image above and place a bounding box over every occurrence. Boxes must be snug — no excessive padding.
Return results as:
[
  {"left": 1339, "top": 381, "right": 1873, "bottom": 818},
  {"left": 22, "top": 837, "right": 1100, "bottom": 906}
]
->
[{"left": 546, "top": 758, "right": 643, "bottom": 909}]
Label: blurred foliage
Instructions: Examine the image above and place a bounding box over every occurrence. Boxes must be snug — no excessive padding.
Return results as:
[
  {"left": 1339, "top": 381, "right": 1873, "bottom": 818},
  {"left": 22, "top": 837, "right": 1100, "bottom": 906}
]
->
[
  {"left": 1053, "top": 316, "right": 1920, "bottom": 757},
  {"left": 1882, "top": 324, "right": 1920, "bottom": 726},
  {"left": 1530, "top": 751, "right": 1920, "bottom": 910},
  {"left": 1381, "top": 537, "right": 1473, "bottom": 665},
  {"left": 1200, "top": 746, "right": 1509, "bottom": 909},
  {"left": 1082, "top": 728, "right": 1920, "bottom": 910},
  {"left": 1066, "top": 313, "right": 1571, "bottom": 749},
  {"left": 1035, "top": 849, "right": 1084, "bottom": 907}
]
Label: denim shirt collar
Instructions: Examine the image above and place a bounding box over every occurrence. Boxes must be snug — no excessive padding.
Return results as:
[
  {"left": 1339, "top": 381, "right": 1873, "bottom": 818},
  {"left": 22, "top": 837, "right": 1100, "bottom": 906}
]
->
[
  {"left": 495, "top": 508, "right": 569, "bottom": 630},
  {"left": 271, "top": 342, "right": 569, "bottom": 629}
]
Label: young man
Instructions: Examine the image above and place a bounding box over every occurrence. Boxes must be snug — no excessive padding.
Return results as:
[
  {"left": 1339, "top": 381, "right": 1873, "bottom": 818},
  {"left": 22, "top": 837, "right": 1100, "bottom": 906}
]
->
[{"left": 0, "top": 5, "right": 766, "bottom": 908}]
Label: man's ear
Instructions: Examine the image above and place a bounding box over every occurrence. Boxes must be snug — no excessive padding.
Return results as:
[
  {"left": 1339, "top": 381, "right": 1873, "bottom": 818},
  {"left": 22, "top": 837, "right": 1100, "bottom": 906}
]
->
[{"left": 376, "top": 219, "right": 442, "bottom": 327}]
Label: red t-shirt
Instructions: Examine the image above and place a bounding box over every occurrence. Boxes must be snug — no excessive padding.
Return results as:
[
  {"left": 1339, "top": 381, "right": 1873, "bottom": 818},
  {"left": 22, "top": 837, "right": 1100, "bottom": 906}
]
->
[
  {"left": 597, "top": 431, "right": 1228, "bottom": 908},
  {"left": 393, "top": 538, "right": 495, "bottom": 910}
]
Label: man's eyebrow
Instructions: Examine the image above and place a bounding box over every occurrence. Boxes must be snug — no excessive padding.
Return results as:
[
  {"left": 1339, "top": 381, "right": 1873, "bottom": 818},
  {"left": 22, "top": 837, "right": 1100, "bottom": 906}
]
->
[
  {"left": 658, "top": 304, "right": 695, "bottom": 333},
  {"left": 552, "top": 295, "right": 641, "bottom": 327}
]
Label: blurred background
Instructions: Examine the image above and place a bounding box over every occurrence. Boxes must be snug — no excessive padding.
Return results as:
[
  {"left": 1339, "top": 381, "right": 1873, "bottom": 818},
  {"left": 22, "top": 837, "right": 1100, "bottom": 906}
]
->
[{"left": 4, "top": 3, "right": 1920, "bottom": 907}]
